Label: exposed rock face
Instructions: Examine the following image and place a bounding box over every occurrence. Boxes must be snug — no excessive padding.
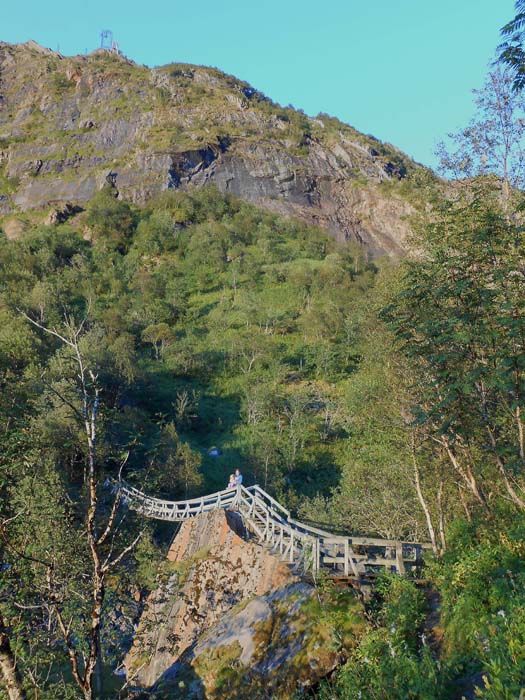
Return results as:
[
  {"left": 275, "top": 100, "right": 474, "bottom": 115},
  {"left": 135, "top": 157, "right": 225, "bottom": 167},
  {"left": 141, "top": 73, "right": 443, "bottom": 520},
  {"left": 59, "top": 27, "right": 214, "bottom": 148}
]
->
[
  {"left": 0, "top": 41, "right": 427, "bottom": 256},
  {"left": 125, "top": 509, "right": 363, "bottom": 699},
  {"left": 125, "top": 509, "right": 296, "bottom": 687},
  {"left": 153, "top": 582, "right": 344, "bottom": 700},
  {"left": 44, "top": 201, "right": 83, "bottom": 225}
]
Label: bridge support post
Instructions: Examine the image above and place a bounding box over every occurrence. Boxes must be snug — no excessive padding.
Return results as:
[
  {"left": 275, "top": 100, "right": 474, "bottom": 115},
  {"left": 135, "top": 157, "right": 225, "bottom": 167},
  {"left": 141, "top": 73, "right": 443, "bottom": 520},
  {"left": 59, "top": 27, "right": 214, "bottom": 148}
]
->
[
  {"left": 395, "top": 542, "right": 405, "bottom": 575},
  {"left": 313, "top": 539, "right": 320, "bottom": 575}
]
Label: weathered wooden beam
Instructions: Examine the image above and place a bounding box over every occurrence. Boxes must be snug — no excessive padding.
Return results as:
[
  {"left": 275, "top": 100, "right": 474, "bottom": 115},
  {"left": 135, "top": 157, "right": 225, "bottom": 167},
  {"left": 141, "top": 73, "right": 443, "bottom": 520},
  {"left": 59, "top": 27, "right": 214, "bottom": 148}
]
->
[{"left": 118, "top": 481, "right": 432, "bottom": 580}]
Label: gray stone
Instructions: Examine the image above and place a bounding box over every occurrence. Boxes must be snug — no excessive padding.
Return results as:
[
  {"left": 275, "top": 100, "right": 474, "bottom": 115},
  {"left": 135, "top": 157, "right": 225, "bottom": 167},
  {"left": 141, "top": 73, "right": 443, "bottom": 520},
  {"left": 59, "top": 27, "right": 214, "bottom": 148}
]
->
[{"left": 0, "top": 40, "right": 423, "bottom": 257}]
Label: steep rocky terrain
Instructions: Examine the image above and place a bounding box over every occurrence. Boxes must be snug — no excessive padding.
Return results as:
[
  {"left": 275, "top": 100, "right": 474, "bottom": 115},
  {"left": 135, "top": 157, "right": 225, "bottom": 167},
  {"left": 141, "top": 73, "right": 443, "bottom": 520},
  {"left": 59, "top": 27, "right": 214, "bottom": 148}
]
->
[
  {"left": 0, "top": 41, "right": 430, "bottom": 255},
  {"left": 125, "top": 509, "right": 363, "bottom": 699}
]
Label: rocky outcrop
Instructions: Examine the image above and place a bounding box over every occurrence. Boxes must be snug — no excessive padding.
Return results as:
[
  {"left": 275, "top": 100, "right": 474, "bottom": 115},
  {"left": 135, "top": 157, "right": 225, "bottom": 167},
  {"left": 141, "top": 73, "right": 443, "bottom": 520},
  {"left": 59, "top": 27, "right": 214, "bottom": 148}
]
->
[
  {"left": 125, "top": 509, "right": 296, "bottom": 687},
  {"left": 125, "top": 509, "right": 364, "bottom": 699},
  {"left": 44, "top": 201, "right": 83, "bottom": 225},
  {"left": 152, "top": 582, "right": 343, "bottom": 700},
  {"left": 0, "top": 42, "right": 429, "bottom": 256}
]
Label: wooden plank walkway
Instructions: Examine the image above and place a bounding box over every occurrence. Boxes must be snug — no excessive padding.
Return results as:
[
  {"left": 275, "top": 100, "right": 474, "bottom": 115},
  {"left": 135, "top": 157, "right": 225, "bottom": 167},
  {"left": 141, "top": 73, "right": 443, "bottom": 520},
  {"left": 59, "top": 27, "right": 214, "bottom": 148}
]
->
[{"left": 118, "top": 481, "right": 431, "bottom": 578}]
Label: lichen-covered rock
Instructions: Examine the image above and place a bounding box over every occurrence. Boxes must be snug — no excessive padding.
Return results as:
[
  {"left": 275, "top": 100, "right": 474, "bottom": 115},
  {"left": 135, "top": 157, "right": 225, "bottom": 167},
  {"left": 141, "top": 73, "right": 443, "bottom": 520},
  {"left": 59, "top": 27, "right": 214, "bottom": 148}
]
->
[
  {"left": 179, "top": 583, "right": 342, "bottom": 699},
  {"left": 125, "top": 509, "right": 296, "bottom": 687},
  {"left": 125, "top": 509, "right": 365, "bottom": 699},
  {"left": 151, "top": 581, "right": 364, "bottom": 700},
  {"left": 0, "top": 41, "right": 429, "bottom": 256}
]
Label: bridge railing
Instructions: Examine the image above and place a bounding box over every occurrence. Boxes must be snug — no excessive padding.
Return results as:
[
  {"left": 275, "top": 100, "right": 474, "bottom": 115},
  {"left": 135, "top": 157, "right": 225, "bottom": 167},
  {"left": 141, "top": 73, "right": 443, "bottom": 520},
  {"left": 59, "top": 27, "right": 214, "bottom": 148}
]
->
[
  {"left": 237, "top": 486, "right": 431, "bottom": 576},
  {"left": 247, "top": 484, "right": 291, "bottom": 519},
  {"left": 119, "top": 482, "right": 239, "bottom": 521},
  {"left": 117, "top": 480, "right": 432, "bottom": 578}
]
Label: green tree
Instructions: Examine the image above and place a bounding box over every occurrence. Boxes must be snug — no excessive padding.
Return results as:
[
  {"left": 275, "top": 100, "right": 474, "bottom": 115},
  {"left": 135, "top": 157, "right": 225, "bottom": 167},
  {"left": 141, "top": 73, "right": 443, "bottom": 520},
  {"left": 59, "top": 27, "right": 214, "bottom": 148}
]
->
[
  {"left": 499, "top": 0, "right": 525, "bottom": 90},
  {"left": 141, "top": 322, "right": 175, "bottom": 360},
  {"left": 86, "top": 187, "right": 136, "bottom": 252},
  {"left": 10, "top": 313, "right": 142, "bottom": 700},
  {"left": 436, "top": 66, "right": 525, "bottom": 198},
  {"left": 146, "top": 422, "right": 203, "bottom": 498},
  {"left": 387, "top": 186, "right": 525, "bottom": 514}
]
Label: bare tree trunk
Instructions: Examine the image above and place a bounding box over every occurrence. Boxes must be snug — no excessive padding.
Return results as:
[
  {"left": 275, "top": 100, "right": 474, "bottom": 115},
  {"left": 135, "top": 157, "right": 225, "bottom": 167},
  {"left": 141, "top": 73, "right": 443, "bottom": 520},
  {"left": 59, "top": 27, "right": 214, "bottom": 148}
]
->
[
  {"left": 465, "top": 461, "right": 489, "bottom": 511},
  {"left": 94, "top": 650, "right": 103, "bottom": 700},
  {"left": 442, "top": 440, "right": 490, "bottom": 512},
  {"left": 263, "top": 453, "right": 270, "bottom": 490},
  {"left": 516, "top": 405, "right": 524, "bottom": 462},
  {"left": 0, "top": 612, "right": 26, "bottom": 700},
  {"left": 486, "top": 426, "right": 525, "bottom": 509},
  {"left": 411, "top": 443, "right": 438, "bottom": 556},
  {"left": 437, "top": 479, "right": 447, "bottom": 554},
  {"left": 458, "top": 485, "right": 472, "bottom": 522}
]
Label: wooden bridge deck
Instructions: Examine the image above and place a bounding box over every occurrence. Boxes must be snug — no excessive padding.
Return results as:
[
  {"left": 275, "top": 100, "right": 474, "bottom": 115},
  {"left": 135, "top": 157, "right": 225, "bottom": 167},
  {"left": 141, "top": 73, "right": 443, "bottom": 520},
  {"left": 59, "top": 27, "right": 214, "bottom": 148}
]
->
[{"left": 118, "top": 482, "right": 431, "bottom": 578}]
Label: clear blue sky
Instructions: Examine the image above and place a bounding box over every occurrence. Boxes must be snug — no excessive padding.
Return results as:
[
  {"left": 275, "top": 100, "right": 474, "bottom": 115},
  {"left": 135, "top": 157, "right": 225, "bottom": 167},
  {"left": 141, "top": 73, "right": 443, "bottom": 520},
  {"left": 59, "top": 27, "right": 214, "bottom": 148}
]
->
[{"left": 3, "top": 0, "right": 514, "bottom": 169}]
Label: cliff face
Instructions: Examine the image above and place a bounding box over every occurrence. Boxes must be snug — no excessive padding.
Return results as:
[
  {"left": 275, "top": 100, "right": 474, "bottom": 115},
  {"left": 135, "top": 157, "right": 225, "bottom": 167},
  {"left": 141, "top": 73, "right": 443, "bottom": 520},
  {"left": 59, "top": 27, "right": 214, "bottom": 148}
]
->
[
  {"left": 125, "top": 509, "right": 363, "bottom": 699},
  {"left": 0, "top": 41, "right": 426, "bottom": 255}
]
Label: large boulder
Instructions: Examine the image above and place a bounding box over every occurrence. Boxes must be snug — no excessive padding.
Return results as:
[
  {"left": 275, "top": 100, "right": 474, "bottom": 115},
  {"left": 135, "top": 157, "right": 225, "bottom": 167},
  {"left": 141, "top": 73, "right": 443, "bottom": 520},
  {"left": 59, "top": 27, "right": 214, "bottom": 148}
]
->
[
  {"left": 125, "top": 509, "right": 296, "bottom": 687},
  {"left": 125, "top": 509, "right": 364, "bottom": 699},
  {"left": 156, "top": 581, "right": 362, "bottom": 700}
]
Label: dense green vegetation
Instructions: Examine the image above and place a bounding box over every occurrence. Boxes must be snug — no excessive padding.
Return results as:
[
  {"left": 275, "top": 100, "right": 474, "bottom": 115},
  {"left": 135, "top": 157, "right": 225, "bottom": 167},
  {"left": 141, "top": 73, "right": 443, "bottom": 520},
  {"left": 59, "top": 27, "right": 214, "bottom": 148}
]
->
[
  {"left": 1, "top": 185, "right": 379, "bottom": 501},
  {"left": 3, "top": 13, "right": 525, "bottom": 694},
  {"left": 2, "top": 172, "right": 525, "bottom": 699},
  {"left": 0, "top": 186, "right": 389, "bottom": 698},
  {"left": 3, "top": 163, "right": 525, "bottom": 700}
]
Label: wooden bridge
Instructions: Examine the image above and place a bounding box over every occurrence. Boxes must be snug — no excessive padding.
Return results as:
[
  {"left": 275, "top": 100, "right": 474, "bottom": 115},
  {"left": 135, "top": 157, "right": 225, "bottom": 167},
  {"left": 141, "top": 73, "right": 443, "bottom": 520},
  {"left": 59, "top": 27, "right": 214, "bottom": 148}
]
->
[{"left": 118, "top": 482, "right": 431, "bottom": 579}]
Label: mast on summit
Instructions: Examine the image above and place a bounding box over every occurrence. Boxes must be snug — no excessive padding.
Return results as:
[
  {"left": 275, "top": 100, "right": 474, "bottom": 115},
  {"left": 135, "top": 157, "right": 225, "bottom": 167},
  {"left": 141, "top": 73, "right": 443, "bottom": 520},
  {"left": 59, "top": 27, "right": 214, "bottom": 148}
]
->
[
  {"left": 100, "top": 30, "right": 121, "bottom": 54},
  {"left": 100, "top": 30, "right": 113, "bottom": 50}
]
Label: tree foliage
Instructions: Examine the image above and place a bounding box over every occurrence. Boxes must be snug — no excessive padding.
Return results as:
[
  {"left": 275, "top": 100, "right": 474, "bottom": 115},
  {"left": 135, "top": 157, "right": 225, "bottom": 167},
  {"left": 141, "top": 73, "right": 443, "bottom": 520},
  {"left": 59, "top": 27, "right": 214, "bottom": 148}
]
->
[
  {"left": 0, "top": 187, "right": 385, "bottom": 697},
  {"left": 437, "top": 66, "right": 525, "bottom": 195},
  {"left": 3, "top": 171, "right": 525, "bottom": 699},
  {"left": 499, "top": 0, "right": 525, "bottom": 91},
  {"left": 386, "top": 185, "right": 525, "bottom": 513}
]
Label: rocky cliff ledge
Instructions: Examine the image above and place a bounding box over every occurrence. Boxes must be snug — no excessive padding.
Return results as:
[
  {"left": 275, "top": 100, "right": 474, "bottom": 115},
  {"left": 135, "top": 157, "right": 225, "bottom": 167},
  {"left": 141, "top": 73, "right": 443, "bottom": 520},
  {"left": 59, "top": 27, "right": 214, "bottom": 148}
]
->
[
  {"left": 125, "top": 509, "right": 364, "bottom": 699},
  {"left": 0, "top": 42, "right": 432, "bottom": 256}
]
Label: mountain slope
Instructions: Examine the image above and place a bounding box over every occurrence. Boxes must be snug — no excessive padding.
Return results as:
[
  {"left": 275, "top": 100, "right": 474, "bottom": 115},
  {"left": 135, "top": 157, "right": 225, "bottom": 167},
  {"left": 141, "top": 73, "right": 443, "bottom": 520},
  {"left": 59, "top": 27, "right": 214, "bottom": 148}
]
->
[{"left": 0, "top": 41, "right": 428, "bottom": 255}]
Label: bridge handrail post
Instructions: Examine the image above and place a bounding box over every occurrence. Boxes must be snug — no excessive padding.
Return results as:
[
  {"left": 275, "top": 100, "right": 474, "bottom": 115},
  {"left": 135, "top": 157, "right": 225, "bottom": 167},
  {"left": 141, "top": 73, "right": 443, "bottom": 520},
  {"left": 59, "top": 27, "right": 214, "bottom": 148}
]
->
[
  {"left": 115, "top": 479, "right": 433, "bottom": 577},
  {"left": 232, "top": 484, "right": 243, "bottom": 509},
  {"left": 395, "top": 542, "right": 406, "bottom": 575}
]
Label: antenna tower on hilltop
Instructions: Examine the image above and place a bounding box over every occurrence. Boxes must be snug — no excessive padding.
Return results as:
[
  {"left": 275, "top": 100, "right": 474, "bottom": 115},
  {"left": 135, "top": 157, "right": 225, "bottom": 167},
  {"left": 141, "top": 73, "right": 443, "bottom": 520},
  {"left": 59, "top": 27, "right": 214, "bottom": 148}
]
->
[
  {"left": 100, "top": 29, "right": 121, "bottom": 53},
  {"left": 100, "top": 30, "right": 113, "bottom": 49}
]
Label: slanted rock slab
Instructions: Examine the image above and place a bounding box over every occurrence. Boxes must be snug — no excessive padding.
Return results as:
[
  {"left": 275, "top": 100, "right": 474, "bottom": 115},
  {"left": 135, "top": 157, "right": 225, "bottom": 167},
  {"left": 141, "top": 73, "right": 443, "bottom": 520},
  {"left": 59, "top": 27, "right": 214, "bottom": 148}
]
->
[
  {"left": 125, "top": 508, "right": 296, "bottom": 687},
  {"left": 126, "top": 508, "right": 365, "bottom": 700}
]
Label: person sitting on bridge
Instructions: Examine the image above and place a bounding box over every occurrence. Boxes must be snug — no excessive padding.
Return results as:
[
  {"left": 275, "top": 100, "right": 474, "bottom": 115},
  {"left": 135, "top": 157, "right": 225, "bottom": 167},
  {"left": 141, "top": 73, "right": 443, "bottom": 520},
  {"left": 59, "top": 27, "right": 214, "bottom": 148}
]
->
[
  {"left": 234, "top": 469, "right": 243, "bottom": 487},
  {"left": 227, "top": 474, "right": 236, "bottom": 489}
]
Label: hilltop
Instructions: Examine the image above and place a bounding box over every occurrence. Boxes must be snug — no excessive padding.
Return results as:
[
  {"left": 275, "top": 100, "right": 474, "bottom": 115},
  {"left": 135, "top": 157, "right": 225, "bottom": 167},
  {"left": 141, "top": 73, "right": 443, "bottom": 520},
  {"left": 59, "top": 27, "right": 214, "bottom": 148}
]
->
[{"left": 0, "top": 41, "right": 432, "bottom": 255}]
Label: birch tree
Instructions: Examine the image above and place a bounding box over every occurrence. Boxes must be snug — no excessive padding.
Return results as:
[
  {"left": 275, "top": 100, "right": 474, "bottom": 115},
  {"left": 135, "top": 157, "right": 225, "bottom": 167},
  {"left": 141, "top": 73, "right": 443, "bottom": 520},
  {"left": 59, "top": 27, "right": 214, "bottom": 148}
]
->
[{"left": 14, "top": 312, "right": 142, "bottom": 700}]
